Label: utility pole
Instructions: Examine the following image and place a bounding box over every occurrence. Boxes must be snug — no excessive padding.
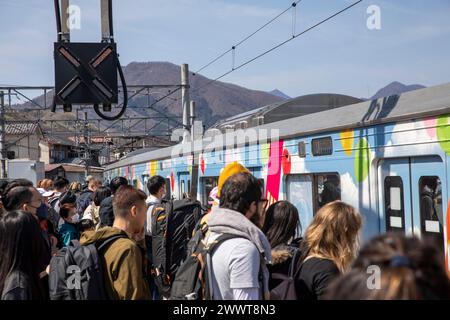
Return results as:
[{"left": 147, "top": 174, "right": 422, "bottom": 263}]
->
[
  {"left": 60, "top": 0, "right": 71, "bottom": 42},
  {"left": 181, "top": 64, "right": 190, "bottom": 142},
  {"left": 0, "top": 91, "right": 6, "bottom": 178}
]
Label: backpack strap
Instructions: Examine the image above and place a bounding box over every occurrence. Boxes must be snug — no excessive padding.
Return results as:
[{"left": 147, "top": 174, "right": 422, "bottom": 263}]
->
[
  {"left": 205, "top": 234, "right": 268, "bottom": 300},
  {"left": 288, "top": 248, "right": 301, "bottom": 278},
  {"left": 97, "top": 234, "right": 128, "bottom": 252}
]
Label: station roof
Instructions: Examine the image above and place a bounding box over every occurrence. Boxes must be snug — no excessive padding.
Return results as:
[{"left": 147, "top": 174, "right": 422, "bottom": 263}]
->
[
  {"left": 5, "top": 123, "right": 40, "bottom": 135},
  {"left": 212, "top": 93, "right": 363, "bottom": 131}
]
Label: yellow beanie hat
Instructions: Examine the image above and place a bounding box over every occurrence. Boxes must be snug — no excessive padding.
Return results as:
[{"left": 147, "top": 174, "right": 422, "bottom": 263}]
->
[{"left": 217, "top": 162, "right": 250, "bottom": 197}]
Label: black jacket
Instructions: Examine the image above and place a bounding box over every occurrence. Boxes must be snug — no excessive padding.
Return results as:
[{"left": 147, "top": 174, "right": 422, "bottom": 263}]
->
[
  {"left": 267, "top": 243, "right": 299, "bottom": 291},
  {"left": 77, "top": 190, "right": 94, "bottom": 216},
  {"left": 99, "top": 196, "right": 114, "bottom": 227},
  {"left": 1, "top": 271, "right": 33, "bottom": 300},
  {"left": 295, "top": 257, "right": 340, "bottom": 300}
]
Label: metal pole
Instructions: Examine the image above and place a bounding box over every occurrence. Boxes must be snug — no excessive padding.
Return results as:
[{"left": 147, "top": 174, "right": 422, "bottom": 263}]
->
[
  {"left": 60, "top": 0, "right": 71, "bottom": 42},
  {"left": 181, "top": 64, "right": 190, "bottom": 142},
  {"left": 190, "top": 100, "right": 195, "bottom": 139},
  {"left": 189, "top": 100, "right": 195, "bottom": 127},
  {"left": 0, "top": 92, "right": 6, "bottom": 178},
  {"left": 100, "top": 0, "right": 113, "bottom": 42}
]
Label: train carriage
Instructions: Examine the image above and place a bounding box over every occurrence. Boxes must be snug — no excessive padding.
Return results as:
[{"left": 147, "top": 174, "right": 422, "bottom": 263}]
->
[{"left": 104, "top": 83, "right": 450, "bottom": 270}]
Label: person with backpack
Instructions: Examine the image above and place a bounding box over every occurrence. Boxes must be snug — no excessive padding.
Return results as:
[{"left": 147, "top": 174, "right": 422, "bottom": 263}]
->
[
  {"left": 0, "top": 210, "right": 49, "bottom": 300},
  {"left": 295, "top": 201, "right": 362, "bottom": 300},
  {"left": 198, "top": 162, "right": 251, "bottom": 231},
  {"left": 76, "top": 178, "right": 101, "bottom": 218},
  {"left": 150, "top": 185, "right": 204, "bottom": 299},
  {"left": 325, "top": 233, "right": 450, "bottom": 300},
  {"left": 203, "top": 171, "right": 271, "bottom": 300},
  {"left": 79, "top": 185, "right": 151, "bottom": 300},
  {"left": 99, "top": 177, "right": 128, "bottom": 227},
  {"left": 261, "top": 201, "right": 302, "bottom": 299},
  {"left": 145, "top": 175, "right": 167, "bottom": 236},
  {"left": 144, "top": 175, "right": 166, "bottom": 300}
]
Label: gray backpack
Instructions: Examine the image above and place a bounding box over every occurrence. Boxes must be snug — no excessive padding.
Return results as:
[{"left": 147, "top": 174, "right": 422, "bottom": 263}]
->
[{"left": 48, "top": 234, "right": 126, "bottom": 300}]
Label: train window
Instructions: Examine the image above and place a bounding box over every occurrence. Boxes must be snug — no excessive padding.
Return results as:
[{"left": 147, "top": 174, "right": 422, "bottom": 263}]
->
[
  {"left": 311, "top": 137, "right": 332, "bottom": 156},
  {"left": 164, "top": 178, "right": 172, "bottom": 200},
  {"left": 418, "top": 176, "right": 444, "bottom": 249},
  {"left": 384, "top": 176, "right": 405, "bottom": 232},
  {"left": 313, "top": 173, "right": 341, "bottom": 212},
  {"left": 132, "top": 179, "right": 137, "bottom": 188},
  {"left": 201, "top": 177, "right": 219, "bottom": 206},
  {"left": 298, "top": 141, "right": 306, "bottom": 158}
]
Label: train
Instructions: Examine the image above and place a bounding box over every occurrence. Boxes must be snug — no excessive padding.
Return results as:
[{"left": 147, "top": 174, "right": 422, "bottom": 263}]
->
[{"left": 104, "top": 83, "right": 450, "bottom": 270}]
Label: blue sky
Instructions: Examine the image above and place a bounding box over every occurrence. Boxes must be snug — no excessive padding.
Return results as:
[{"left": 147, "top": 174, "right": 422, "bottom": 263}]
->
[{"left": 1, "top": 0, "right": 449, "bottom": 98}]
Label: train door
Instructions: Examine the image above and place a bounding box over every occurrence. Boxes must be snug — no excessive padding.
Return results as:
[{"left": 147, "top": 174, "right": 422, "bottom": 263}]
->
[
  {"left": 378, "top": 156, "right": 445, "bottom": 253},
  {"left": 178, "top": 171, "right": 190, "bottom": 199},
  {"left": 200, "top": 176, "right": 219, "bottom": 206}
]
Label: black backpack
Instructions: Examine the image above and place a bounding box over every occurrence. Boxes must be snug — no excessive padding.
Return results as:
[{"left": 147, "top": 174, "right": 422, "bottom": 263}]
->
[
  {"left": 48, "top": 234, "right": 127, "bottom": 300},
  {"left": 170, "top": 225, "right": 241, "bottom": 300},
  {"left": 269, "top": 248, "right": 300, "bottom": 300},
  {"left": 151, "top": 198, "right": 204, "bottom": 298},
  {"left": 48, "top": 196, "right": 62, "bottom": 228}
]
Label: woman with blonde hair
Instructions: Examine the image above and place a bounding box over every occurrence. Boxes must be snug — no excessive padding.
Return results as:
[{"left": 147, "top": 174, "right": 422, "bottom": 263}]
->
[
  {"left": 294, "top": 201, "right": 362, "bottom": 300},
  {"left": 68, "top": 181, "right": 82, "bottom": 195},
  {"left": 40, "top": 179, "right": 53, "bottom": 191}
]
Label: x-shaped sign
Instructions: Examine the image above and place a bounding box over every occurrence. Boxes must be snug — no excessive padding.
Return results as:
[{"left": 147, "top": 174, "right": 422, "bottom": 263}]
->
[{"left": 55, "top": 43, "right": 117, "bottom": 104}]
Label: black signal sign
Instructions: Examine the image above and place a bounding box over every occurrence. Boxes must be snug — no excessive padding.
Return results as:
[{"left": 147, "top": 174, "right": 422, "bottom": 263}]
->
[{"left": 54, "top": 42, "right": 118, "bottom": 105}]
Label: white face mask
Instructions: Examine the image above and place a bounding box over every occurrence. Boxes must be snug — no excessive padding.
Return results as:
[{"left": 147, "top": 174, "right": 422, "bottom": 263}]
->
[{"left": 71, "top": 213, "right": 80, "bottom": 223}]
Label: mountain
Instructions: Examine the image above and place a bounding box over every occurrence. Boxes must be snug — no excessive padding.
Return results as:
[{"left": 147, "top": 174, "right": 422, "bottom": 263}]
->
[
  {"left": 16, "top": 62, "right": 284, "bottom": 132},
  {"left": 269, "top": 89, "right": 290, "bottom": 100},
  {"left": 370, "top": 81, "right": 426, "bottom": 100},
  {"left": 122, "top": 62, "right": 284, "bottom": 127}
]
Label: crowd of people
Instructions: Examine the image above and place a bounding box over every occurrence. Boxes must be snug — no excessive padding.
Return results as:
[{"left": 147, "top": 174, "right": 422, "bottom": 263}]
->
[{"left": 0, "top": 165, "right": 449, "bottom": 301}]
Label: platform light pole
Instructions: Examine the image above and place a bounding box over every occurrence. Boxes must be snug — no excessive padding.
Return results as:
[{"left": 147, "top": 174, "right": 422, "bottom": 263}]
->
[{"left": 181, "top": 64, "right": 190, "bottom": 142}]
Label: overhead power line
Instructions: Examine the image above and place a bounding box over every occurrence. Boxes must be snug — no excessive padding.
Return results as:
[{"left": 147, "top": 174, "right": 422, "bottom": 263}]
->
[
  {"left": 192, "top": 0, "right": 363, "bottom": 95},
  {"left": 194, "top": 1, "right": 302, "bottom": 75},
  {"left": 134, "top": 0, "right": 363, "bottom": 120}
]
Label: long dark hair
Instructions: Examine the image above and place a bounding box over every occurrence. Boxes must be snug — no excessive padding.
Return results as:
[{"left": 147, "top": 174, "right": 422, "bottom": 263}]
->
[
  {"left": 0, "top": 211, "right": 47, "bottom": 300},
  {"left": 93, "top": 186, "right": 112, "bottom": 206},
  {"left": 262, "top": 201, "right": 300, "bottom": 248}
]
